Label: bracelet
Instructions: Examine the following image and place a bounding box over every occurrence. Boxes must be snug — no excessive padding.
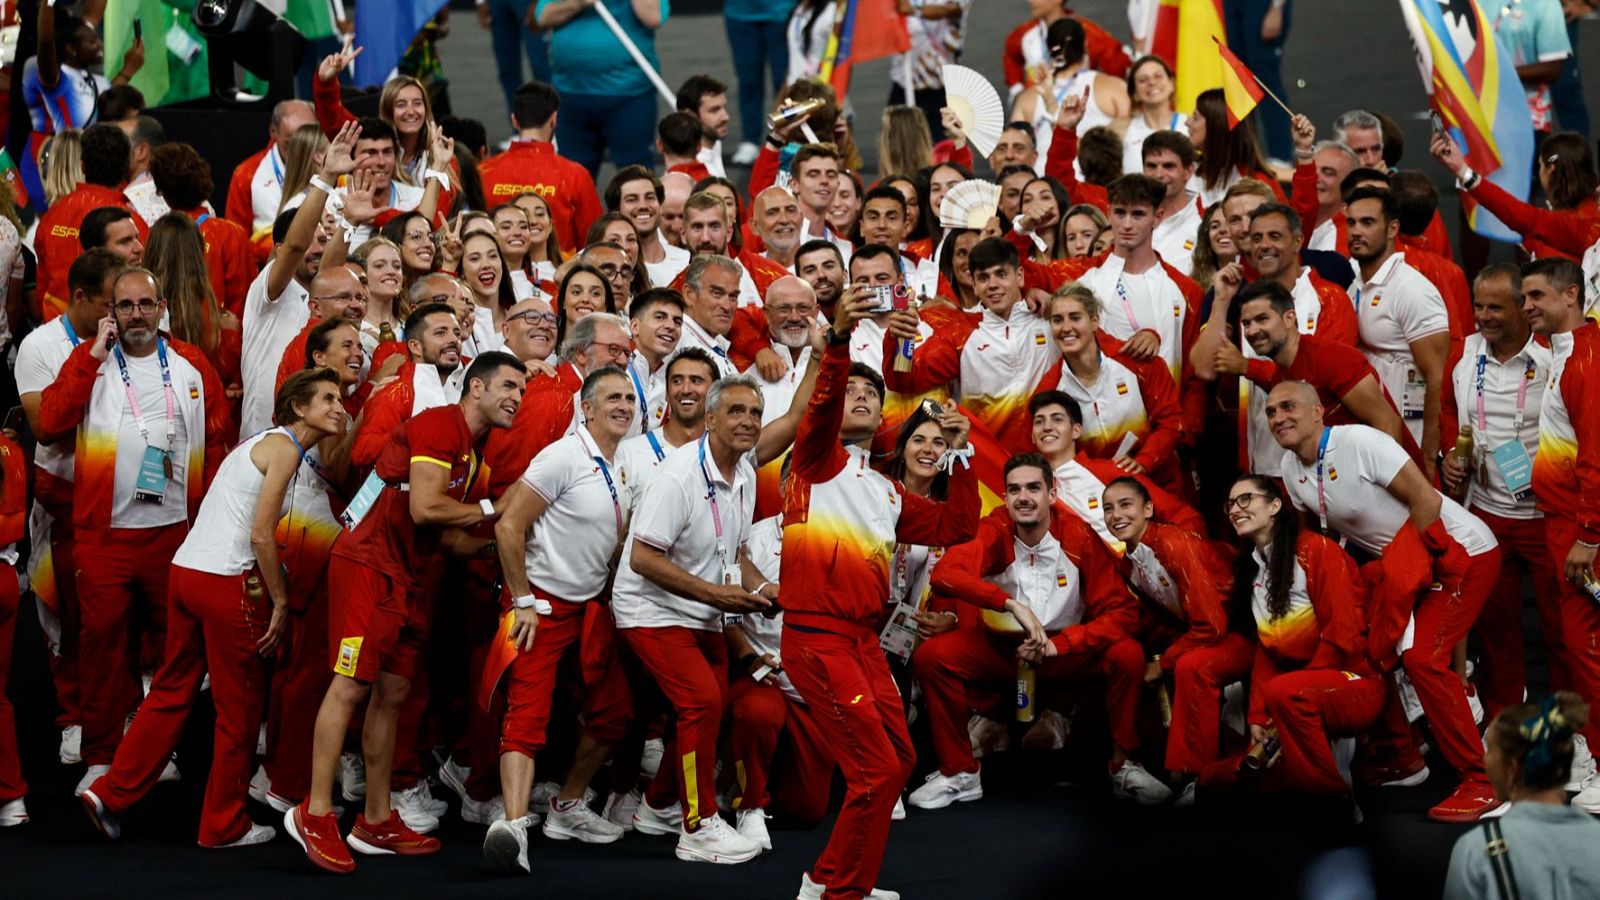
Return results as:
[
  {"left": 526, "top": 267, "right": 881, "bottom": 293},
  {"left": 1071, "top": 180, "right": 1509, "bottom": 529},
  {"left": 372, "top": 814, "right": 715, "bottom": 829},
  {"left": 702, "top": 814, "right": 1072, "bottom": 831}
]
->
[
  {"left": 826, "top": 328, "right": 851, "bottom": 347},
  {"left": 480, "top": 498, "right": 496, "bottom": 518},
  {"left": 755, "top": 581, "right": 772, "bottom": 596},
  {"left": 1294, "top": 148, "right": 1315, "bottom": 161},
  {"left": 938, "top": 444, "right": 975, "bottom": 473},
  {"left": 1579, "top": 539, "right": 1600, "bottom": 549},
  {"left": 513, "top": 593, "right": 553, "bottom": 614},
  {"left": 310, "top": 175, "right": 338, "bottom": 196},
  {"left": 423, "top": 168, "right": 452, "bottom": 189},
  {"left": 1459, "top": 168, "right": 1482, "bottom": 191}
]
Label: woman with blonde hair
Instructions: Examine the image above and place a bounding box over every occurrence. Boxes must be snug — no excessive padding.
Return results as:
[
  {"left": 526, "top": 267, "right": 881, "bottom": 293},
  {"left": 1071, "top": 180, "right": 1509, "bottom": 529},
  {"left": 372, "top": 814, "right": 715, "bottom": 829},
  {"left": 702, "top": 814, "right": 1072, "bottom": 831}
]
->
[
  {"left": 276, "top": 124, "right": 329, "bottom": 217},
  {"left": 39, "top": 128, "right": 83, "bottom": 207},
  {"left": 878, "top": 106, "right": 933, "bottom": 180},
  {"left": 351, "top": 236, "right": 407, "bottom": 351},
  {"left": 313, "top": 50, "right": 457, "bottom": 205},
  {"left": 145, "top": 212, "right": 241, "bottom": 402}
]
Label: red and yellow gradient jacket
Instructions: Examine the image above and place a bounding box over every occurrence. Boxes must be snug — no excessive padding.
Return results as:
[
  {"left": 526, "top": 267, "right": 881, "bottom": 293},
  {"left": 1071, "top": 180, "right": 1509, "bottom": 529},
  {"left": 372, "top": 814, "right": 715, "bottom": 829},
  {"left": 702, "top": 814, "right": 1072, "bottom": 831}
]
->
[
  {"left": 36, "top": 336, "right": 229, "bottom": 533},
  {"left": 1117, "top": 522, "right": 1232, "bottom": 672},
  {"left": 178, "top": 206, "right": 258, "bottom": 319},
  {"left": 35, "top": 183, "right": 144, "bottom": 321},
  {"left": 1248, "top": 531, "right": 1371, "bottom": 726},
  {"left": 1533, "top": 321, "right": 1600, "bottom": 542},
  {"left": 779, "top": 341, "right": 980, "bottom": 630},
  {"left": 479, "top": 139, "right": 604, "bottom": 254},
  {"left": 1033, "top": 330, "right": 1184, "bottom": 484},
  {"left": 1466, "top": 179, "right": 1600, "bottom": 262},
  {"left": 0, "top": 434, "right": 25, "bottom": 550},
  {"left": 483, "top": 362, "right": 583, "bottom": 499},
  {"left": 224, "top": 145, "right": 268, "bottom": 233},
  {"left": 931, "top": 506, "right": 1139, "bottom": 656},
  {"left": 1003, "top": 14, "right": 1131, "bottom": 94}
]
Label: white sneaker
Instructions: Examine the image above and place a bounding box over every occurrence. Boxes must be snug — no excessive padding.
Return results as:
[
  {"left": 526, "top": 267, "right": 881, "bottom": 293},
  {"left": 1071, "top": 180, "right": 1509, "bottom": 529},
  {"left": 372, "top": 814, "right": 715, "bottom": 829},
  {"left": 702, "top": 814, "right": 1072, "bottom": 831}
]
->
[
  {"left": 1111, "top": 760, "right": 1173, "bottom": 806},
  {"left": 484, "top": 815, "right": 533, "bottom": 873},
  {"left": 1173, "top": 781, "right": 1196, "bottom": 808},
  {"left": 158, "top": 756, "right": 181, "bottom": 784},
  {"left": 412, "top": 779, "right": 447, "bottom": 817},
  {"left": 798, "top": 871, "right": 901, "bottom": 900},
  {"left": 75, "top": 764, "right": 110, "bottom": 797},
  {"left": 59, "top": 725, "right": 81, "bottom": 765},
  {"left": 1483, "top": 800, "right": 1514, "bottom": 819},
  {"left": 542, "top": 798, "right": 624, "bottom": 844},
  {"left": 214, "top": 822, "right": 276, "bottom": 848},
  {"left": 1466, "top": 685, "right": 1484, "bottom": 726},
  {"left": 907, "top": 769, "right": 982, "bottom": 810},
  {"left": 967, "top": 715, "right": 1009, "bottom": 759},
  {"left": 390, "top": 785, "right": 441, "bottom": 834},
  {"left": 641, "top": 738, "right": 665, "bottom": 779},
  {"left": 632, "top": 798, "right": 684, "bottom": 836},
  {"left": 530, "top": 781, "right": 562, "bottom": 809},
  {"left": 675, "top": 813, "right": 759, "bottom": 864},
  {"left": 1569, "top": 735, "right": 1595, "bottom": 792},
  {"left": 80, "top": 787, "right": 119, "bottom": 839},
  {"left": 730, "top": 141, "right": 760, "bottom": 166},
  {"left": 1573, "top": 775, "right": 1600, "bottom": 814},
  {"left": 462, "top": 793, "right": 506, "bottom": 826},
  {"left": 1021, "top": 709, "right": 1068, "bottom": 751},
  {"left": 0, "top": 797, "right": 28, "bottom": 826},
  {"left": 339, "top": 752, "right": 366, "bottom": 801},
  {"left": 1396, "top": 669, "right": 1425, "bottom": 723},
  {"left": 735, "top": 807, "right": 771, "bottom": 850},
  {"left": 604, "top": 788, "right": 641, "bottom": 831},
  {"left": 891, "top": 796, "right": 906, "bottom": 821},
  {"left": 248, "top": 766, "right": 294, "bottom": 813}
]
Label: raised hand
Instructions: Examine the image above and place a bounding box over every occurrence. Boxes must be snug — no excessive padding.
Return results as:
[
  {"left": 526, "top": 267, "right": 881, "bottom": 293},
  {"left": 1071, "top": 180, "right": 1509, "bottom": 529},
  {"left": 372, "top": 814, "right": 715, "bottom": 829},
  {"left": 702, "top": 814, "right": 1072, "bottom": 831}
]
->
[
  {"left": 317, "top": 44, "right": 363, "bottom": 83},
  {"left": 320, "top": 121, "right": 362, "bottom": 180}
]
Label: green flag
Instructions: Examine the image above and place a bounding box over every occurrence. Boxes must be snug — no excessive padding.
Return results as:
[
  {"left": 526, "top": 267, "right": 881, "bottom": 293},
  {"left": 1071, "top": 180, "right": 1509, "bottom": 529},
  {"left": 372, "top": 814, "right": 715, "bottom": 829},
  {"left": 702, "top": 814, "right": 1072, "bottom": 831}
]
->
[{"left": 103, "top": 0, "right": 211, "bottom": 107}]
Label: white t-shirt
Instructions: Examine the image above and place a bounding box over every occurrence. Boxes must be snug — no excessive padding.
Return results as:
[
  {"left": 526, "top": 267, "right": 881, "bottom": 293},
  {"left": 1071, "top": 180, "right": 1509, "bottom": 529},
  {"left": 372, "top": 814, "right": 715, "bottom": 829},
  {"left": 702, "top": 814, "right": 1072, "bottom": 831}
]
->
[
  {"left": 240, "top": 259, "right": 310, "bottom": 437},
  {"left": 612, "top": 436, "right": 756, "bottom": 631},
  {"left": 1279, "top": 424, "right": 1497, "bottom": 558},
  {"left": 1151, "top": 194, "right": 1202, "bottom": 277},
  {"left": 14, "top": 317, "right": 80, "bottom": 481},
  {"left": 643, "top": 233, "right": 691, "bottom": 288},
  {"left": 110, "top": 350, "right": 193, "bottom": 529},
  {"left": 1077, "top": 253, "right": 1190, "bottom": 380},
  {"left": 521, "top": 429, "right": 630, "bottom": 601}
]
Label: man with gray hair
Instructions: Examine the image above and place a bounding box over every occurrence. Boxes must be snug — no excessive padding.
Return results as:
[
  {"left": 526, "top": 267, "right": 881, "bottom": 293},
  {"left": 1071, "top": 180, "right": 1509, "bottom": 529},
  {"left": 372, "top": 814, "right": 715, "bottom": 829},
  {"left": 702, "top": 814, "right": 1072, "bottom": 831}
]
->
[
  {"left": 675, "top": 254, "right": 742, "bottom": 378},
  {"left": 1331, "top": 109, "right": 1385, "bottom": 171},
  {"left": 226, "top": 99, "right": 318, "bottom": 243},
  {"left": 615, "top": 373, "right": 775, "bottom": 863},
  {"left": 1289, "top": 113, "right": 1360, "bottom": 253}
]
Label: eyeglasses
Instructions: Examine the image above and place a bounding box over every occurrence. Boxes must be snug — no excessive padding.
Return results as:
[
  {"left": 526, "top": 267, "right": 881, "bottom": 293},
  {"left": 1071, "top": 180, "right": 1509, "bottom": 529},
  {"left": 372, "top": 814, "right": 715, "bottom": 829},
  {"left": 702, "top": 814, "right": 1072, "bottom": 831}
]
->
[
  {"left": 589, "top": 341, "right": 632, "bottom": 360},
  {"left": 113, "top": 299, "right": 160, "bottom": 315},
  {"left": 313, "top": 292, "right": 364, "bottom": 304},
  {"left": 1223, "top": 492, "right": 1265, "bottom": 512},
  {"left": 508, "top": 310, "right": 558, "bottom": 328},
  {"left": 596, "top": 264, "right": 636, "bottom": 281}
]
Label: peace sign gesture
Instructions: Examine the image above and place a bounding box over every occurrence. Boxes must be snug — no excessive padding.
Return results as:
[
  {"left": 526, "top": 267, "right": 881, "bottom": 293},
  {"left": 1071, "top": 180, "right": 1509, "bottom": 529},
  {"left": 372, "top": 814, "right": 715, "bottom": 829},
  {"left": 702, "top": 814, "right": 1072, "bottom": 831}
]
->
[
  {"left": 319, "top": 120, "right": 362, "bottom": 181},
  {"left": 427, "top": 121, "right": 455, "bottom": 171},
  {"left": 317, "top": 43, "right": 363, "bottom": 83},
  {"left": 438, "top": 214, "right": 466, "bottom": 269}
]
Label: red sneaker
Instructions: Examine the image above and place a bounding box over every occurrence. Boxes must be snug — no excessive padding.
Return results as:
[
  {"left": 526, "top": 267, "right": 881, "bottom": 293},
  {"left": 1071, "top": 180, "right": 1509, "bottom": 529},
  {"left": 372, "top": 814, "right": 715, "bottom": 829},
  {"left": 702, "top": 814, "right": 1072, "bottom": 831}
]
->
[
  {"left": 1428, "top": 779, "right": 1502, "bottom": 823},
  {"left": 347, "top": 813, "right": 442, "bottom": 856},
  {"left": 285, "top": 802, "right": 355, "bottom": 874}
]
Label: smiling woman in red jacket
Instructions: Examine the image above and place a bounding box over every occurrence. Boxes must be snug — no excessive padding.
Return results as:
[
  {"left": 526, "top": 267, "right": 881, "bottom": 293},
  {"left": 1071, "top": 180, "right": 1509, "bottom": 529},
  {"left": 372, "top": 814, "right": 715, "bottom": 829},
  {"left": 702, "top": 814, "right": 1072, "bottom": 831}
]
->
[
  {"left": 1224, "top": 474, "right": 1383, "bottom": 799},
  {"left": 1102, "top": 477, "right": 1250, "bottom": 803}
]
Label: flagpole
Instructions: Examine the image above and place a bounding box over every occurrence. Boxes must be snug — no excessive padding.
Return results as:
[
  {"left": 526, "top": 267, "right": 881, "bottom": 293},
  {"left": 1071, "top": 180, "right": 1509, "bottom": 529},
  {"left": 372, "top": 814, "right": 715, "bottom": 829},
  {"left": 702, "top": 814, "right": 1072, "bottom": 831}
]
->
[{"left": 592, "top": 2, "right": 676, "bottom": 105}]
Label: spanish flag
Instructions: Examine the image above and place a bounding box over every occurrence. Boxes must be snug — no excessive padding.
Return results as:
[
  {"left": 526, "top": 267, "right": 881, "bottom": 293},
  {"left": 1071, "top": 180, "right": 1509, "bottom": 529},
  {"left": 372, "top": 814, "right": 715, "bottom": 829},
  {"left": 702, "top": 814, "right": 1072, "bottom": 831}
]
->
[
  {"left": 1173, "top": 0, "right": 1227, "bottom": 111},
  {"left": 1213, "top": 36, "right": 1264, "bottom": 129}
]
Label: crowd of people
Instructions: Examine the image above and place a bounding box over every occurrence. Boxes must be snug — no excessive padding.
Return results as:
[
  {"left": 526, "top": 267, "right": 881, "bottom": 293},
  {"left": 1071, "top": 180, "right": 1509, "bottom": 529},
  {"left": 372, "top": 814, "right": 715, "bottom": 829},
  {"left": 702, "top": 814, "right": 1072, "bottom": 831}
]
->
[{"left": 2, "top": 0, "right": 1600, "bottom": 897}]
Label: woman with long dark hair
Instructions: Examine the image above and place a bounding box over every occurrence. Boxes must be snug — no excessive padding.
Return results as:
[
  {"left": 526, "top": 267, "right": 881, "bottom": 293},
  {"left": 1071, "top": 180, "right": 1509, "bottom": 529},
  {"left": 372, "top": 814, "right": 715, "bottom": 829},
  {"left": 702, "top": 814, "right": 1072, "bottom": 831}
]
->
[
  {"left": 553, "top": 264, "right": 617, "bottom": 356},
  {"left": 1432, "top": 130, "right": 1600, "bottom": 262},
  {"left": 380, "top": 212, "right": 438, "bottom": 290},
  {"left": 1188, "top": 88, "right": 1285, "bottom": 208},
  {"left": 1020, "top": 176, "right": 1072, "bottom": 261},
  {"left": 461, "top": 230, "right": 517, "bottom": 353},
  {"left": 1223, "top": 474, "right": 1382, "bottom": 798}
]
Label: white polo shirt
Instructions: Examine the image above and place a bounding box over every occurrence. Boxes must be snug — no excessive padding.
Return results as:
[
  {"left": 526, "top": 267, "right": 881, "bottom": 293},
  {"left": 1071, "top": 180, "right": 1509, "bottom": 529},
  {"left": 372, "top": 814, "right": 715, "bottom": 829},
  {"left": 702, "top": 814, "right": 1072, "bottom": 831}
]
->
[
  {"left": 240, "top": 258, "right": 311, "bottom": 437},
  {"left": 1151, "top": 193, "right": 1201, "bottom": 277},
  {"left": 1448, "top": 334, "right": 1549, "bottom": 520},
  {"left": 615, "top": 428, "right": 686, "bottom": 509},
  {"left": 756, "top": 345, "right": 812, "bottom": 426},
  {"left": 1279, "top": 424, "right": 1497, "bottom": 559},
  {"left": 1349, "top": 252, "right": 1449, "bottom": 444},
  {"left": 613, "top": 435, "right": 757, "bottom": 631},
  {"left": 14, "top": 316, "right": 81, "bottom": 481},
  {"left": 520, "top": 428, "right": 630, "bottom": 601},
  {"left": 672, "top": 314, "right": 738, "bottom": 378}
]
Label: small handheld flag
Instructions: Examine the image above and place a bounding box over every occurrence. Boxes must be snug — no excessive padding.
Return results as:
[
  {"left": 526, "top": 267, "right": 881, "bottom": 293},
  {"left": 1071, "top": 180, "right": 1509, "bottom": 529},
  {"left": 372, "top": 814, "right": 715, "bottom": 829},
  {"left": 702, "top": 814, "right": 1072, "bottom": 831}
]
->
[{"left": 1212, "top": 36, "right": 1266, "bottom": 129}]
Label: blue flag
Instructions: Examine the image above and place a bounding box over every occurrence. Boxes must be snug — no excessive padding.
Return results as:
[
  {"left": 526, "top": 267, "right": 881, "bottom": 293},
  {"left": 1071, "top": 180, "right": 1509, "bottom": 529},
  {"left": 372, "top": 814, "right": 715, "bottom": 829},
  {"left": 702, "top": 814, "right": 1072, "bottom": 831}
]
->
[{"left": 351, "top": 0, "right": 448, "bottom": 88}]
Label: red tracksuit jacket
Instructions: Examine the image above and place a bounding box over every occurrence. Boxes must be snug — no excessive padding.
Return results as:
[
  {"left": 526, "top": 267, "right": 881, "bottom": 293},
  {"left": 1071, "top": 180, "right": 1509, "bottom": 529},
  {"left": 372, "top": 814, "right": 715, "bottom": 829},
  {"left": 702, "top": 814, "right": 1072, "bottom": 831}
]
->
[{"left": 1117, "top": 522, "right": 1233, "bottom": 672}]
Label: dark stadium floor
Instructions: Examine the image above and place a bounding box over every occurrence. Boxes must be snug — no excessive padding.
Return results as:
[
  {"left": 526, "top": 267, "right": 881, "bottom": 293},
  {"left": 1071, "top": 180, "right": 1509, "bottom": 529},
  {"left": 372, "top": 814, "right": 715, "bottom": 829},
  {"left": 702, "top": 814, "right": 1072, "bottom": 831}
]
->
[{"left": 0, "top": 606, "right": 1470, "bottom": 900}]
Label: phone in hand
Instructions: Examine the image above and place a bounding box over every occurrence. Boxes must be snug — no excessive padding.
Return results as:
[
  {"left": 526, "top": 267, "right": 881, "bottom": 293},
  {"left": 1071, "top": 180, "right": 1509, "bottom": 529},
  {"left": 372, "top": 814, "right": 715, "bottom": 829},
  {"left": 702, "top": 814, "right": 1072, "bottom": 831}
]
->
[
  {"left": 1429, "top": 110, "right": 1446, "bottom": 137},
  {"left": 132, "top": 19, "right": 142, "bottom": 40},
  {"left": 2, "top": 406, "right": 23, "bottom": 437}
]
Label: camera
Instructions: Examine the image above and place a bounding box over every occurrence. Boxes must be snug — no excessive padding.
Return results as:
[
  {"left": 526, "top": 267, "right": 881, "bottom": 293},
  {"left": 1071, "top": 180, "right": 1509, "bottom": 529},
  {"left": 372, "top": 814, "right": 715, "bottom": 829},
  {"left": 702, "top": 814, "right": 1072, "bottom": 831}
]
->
[{"left": 867, "top": 282, "right": 913, "bottom": 314}]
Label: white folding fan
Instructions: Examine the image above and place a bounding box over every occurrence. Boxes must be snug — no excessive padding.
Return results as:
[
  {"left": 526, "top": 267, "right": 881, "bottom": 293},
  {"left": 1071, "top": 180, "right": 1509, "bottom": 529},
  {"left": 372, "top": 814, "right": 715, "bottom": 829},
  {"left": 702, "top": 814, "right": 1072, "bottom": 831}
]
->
[
  {"left": 939, "top": 179, "right": 1001, "bottom": 231},
  {"left": 942, "top": 64, "right": 1004, "bottom": 160}
]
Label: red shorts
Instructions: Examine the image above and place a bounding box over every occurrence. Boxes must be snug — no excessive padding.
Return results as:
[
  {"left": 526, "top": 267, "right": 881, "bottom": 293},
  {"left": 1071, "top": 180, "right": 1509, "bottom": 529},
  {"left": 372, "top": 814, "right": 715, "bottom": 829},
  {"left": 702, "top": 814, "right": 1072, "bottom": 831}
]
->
[{"left": 326, "top": 556, "right": 424, "bottom": 683}]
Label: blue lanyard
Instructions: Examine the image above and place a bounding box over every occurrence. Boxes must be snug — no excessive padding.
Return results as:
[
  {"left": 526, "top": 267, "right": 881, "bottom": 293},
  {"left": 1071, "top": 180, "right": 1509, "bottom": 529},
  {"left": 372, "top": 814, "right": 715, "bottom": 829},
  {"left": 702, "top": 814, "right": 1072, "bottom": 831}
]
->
[
  {"left": 1313, "top": 426, "right": 1331, "bottom": 533},
  {"left": 269, "top": 146, "right": 284, "bottom": 186},
  {"left": 579, "top": 427, "right": 622, "bottom": 534},
  {"left": 645, "top": 430, "right": 665, "bottom": 462},
  {"left": 627, "top": 360, "right": 653, "bottom": 433},
  {"left": 196, "top": 213, "right": 210, "bottom": 226},
  {"left": 61, "top": 316, "right": 81, "bottom": 347}
]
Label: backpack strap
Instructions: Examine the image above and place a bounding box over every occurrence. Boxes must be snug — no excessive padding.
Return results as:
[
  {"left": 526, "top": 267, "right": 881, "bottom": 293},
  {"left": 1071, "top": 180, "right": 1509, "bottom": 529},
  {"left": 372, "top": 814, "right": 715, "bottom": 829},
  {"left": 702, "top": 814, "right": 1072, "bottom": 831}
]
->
[{"left": 1480, "top": 818, "right": 1521, "bottom": 900}]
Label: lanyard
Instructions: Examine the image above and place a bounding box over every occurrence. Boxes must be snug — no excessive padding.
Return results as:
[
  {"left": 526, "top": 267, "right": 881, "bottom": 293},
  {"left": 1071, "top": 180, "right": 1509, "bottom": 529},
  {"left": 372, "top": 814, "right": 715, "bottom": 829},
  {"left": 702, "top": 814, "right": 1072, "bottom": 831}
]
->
[
  {"left": 269, "top": 146, "right": 284, "bottom": 186},
  {"left": 627, "top": 360, "right": 654, "bottom": 433},
  {"left": 1313, "top": 426, "right": 1332, "bottom": 534},
  {"left": 112, "top": 338, "right": 176, "bottom": 455},
  {"left": 579, "top": 428, "right": 623, "bottom": 535},
  {"left": 196, "top": 212, "right": 210, "bottom": 226},
  {"left": 645, "top": 430, "right": 665, "bottom": 462},
  {"left": 1474, "top": 352, "right": 1535, "bottom": 435},
  {"left": 1114, "top": 275, "right": 1142, "bottom": 331},
  {"left": 699, "top": 434, "right": 734, "bottom": 566},
  {"left": 61, "top": 316, "right": 81, "bottom": 347}
]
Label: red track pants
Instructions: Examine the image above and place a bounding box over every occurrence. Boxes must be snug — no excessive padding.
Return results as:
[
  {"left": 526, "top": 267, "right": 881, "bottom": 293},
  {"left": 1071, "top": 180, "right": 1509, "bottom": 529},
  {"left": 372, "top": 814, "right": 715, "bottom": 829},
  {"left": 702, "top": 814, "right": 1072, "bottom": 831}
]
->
[
  {"left": 37, "top": 481, "right": 80, "bottom": 728},
  {"left": 624, "top": 626, "right": 728, "bottom": 831},
  {"left": 726, "top": 676, "right": 834, "bottom": 823},
  {"left": 1260, "top": 666, "right": 1386, "bottom": 793},
  {"left": 1473, "top": 511, "right": 1566, "bottom": 716},
  {"left": 914, "top": 626, "right": 1145, "bottom": 776},
  {"left": 262, "top": 586, "right": 331, "bottom": 802},
  {"left": 1166, "top": 634, "right": 1254, "bottom": 774},
  {"left": 0, "top": 566, "right": 23, "bottom": 802},
  {"left": 76, "top": 524, "right": 185, "bottom": 766},
  {"left": 783, "top": 620, "right": 915, "bottom": 900},
  {"left": 89, "top": 566, "right": 268, "bottom": 847},
  {"left": 499, "top": 598, "right": 630, "bottom": 757},
  {"left": 1400, "top": 548, "right": 1500, "bottom": 781},
  {"left": 1545, "top": 516, "right": 1600, "bottom": 747}
]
